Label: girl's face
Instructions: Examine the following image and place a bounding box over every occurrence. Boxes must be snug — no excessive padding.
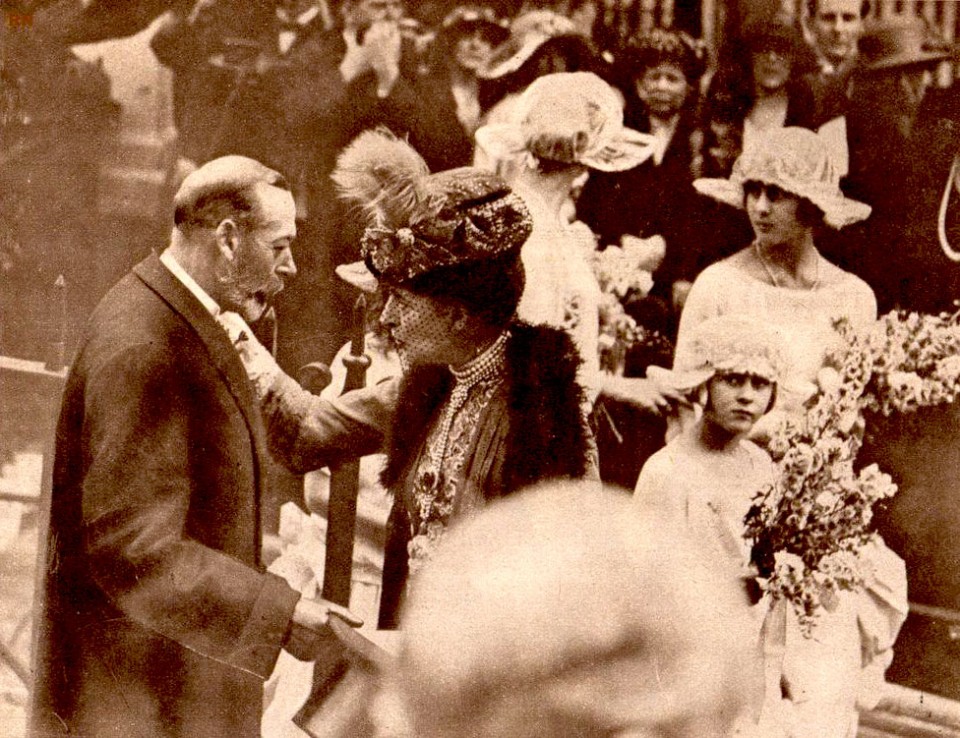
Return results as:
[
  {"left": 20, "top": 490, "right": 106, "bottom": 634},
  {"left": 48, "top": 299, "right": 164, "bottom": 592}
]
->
[
  {"left": 636, "top": 62, "right": 691, "bottom": 117},
  {"left": 744, "top": 181, "right": 807, "bottom": 248},
  {"left": 751, "top": 45, "right": 792, "bottom": 92},
  {"left": 704, "top": 373, "right": 774, "bottom": 435}
]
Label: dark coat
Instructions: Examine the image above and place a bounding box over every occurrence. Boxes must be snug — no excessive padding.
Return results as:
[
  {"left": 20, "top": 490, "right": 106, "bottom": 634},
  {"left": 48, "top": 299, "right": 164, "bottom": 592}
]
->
[
  {"left": 577, "top": 102, "right": 705, "bottom": 290},
  {"left": 259, "top": 322, "right": 593, "bottom": 628},
  {"left": 30, "top": 254, "right": 299, "bottom": 738}
]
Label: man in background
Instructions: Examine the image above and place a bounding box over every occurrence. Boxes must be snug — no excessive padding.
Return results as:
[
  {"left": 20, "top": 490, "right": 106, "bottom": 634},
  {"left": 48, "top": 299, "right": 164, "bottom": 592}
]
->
[{"left": 804, "top": 0, "right": 868, "bottom": 126}]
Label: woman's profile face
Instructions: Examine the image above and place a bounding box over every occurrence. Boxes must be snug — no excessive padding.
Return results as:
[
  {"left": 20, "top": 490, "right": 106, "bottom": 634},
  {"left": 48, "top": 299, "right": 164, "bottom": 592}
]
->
[
  {"left": 744, "top": 181, "right": 807, "bottom": 248},
  {"left": 379, "top": 287, "right": 462, "bottom": 367},
  {"left": 636, "top": 62, "right": 690, "bottom": 117},
  {"left": 704, "top": 373, "right": 774, "bottom": 435},
  {"left": 751, "top": 45, "right": 792, "bottom": 92},
  {"left": 454, "top": 29, "right": 495, "bottom": 73}
]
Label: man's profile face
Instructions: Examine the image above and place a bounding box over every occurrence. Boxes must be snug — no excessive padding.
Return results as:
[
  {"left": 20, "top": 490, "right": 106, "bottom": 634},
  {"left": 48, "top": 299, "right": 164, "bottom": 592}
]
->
[
  {"left": 811, "top": 0, "right": 864, "bottom": 66},
  {"left": 222, "top": 185, "right": 297, "bottom": 323},
  {"left": 344, "top": 0, "right": 404, "bottom": 29}
]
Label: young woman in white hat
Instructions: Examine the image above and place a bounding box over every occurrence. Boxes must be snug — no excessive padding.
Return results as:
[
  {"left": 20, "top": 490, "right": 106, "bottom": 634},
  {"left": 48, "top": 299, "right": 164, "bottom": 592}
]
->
[{"left": 682, "top": 126, "right": 875, "bottom": 432}]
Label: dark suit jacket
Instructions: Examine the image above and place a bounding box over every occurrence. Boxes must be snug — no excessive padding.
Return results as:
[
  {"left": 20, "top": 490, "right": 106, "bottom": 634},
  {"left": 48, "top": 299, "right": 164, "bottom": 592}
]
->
[{"left": 30, "top": 253, "right": 299, "bottom": 738}]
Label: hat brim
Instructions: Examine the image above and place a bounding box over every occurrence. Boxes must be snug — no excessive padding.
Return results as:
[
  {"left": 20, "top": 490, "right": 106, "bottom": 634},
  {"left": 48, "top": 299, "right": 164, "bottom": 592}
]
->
[
  {"left": 647, "top": 365, "right": 713, "bottom": 394},
  {"left": 475, "top": 124, "right": 656, "bottom": 172},
  {"left": 443, "top": 18, "right": 509, "bottom": 46},
  {"left": 864, "top": 48, "right": 953, "bottom": 71},
  {"left": 335, "top": 261, "right": 379, "bottom": 293},
  {"left": 693, "top": 176, "right": 872, "bottom": 229}
]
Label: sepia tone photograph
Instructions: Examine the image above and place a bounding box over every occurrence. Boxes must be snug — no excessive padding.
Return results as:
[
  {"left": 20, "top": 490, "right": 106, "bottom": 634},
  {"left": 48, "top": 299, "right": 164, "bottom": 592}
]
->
[{"left": 2, "top": 0, "right": 960, "bottom": 735}]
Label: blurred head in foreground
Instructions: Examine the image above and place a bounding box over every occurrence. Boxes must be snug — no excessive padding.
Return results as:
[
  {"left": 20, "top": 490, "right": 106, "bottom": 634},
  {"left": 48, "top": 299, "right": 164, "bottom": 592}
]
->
[{"left": 393, "top": 481, "right": 761, "bottom": 737}]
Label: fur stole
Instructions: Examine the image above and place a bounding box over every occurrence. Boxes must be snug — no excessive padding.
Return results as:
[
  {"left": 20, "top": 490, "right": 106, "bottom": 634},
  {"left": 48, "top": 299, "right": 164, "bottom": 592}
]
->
[{"left": 381, "top": 321, "right": 590, "bottom": 495}]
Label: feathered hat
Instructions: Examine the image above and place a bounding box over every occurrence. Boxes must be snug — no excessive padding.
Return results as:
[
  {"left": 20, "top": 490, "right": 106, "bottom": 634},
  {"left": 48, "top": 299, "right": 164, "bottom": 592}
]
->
[{"left": 332, "top": 129, "right": 533, "bottom": 288}]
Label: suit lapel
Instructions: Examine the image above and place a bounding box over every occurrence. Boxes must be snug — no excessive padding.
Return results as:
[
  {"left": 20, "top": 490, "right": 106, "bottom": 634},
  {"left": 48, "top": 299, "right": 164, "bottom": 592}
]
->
[{"left": 133, "top": 254, "right": 269, "bottom": 467}]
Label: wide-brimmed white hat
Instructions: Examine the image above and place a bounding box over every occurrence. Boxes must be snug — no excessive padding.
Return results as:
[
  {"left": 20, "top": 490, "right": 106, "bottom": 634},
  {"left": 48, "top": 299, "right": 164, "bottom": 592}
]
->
[
  {"left": 477, "top": 10, "right": 583, "bottom": 80},
  {"left": 648, "top": 314, "right": 790, "bottom": 396},
  {"left": 693, "top": 127, "right": 871, "bottom": 229},
  {"left": 475, "top": 72, "right": 655, "bottom": 172}
]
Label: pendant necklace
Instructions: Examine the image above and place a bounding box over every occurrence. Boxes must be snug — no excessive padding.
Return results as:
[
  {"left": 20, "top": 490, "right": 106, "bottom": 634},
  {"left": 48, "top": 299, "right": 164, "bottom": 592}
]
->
[{"left": 754, "top": 242, "right": 821, "bottom": 291}]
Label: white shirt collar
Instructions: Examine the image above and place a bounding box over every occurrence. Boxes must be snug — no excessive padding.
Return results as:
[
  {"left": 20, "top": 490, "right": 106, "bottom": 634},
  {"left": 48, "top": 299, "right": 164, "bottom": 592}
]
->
[{"left": 160, "top": 249, "right": 221, "bottom": 317}]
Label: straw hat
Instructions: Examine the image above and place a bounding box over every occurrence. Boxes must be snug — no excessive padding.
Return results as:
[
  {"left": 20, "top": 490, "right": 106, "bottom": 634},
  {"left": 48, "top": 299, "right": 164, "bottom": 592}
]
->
[
  {"left": 477, "top": 9, "right": 591, "bottom": 80},
  {"left": 859, "top": 15, "right": 953, "bottom": 72},
  {"left": 693, "top": 127, "right": 871, "bottom": 229},
  {"left": 474, "top": 72, "right": 655, "bottom": 172}
]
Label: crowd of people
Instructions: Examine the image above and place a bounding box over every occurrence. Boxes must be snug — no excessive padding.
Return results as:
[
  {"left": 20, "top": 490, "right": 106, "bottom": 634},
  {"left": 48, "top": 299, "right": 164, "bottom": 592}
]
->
[{"left": 24, "top": 0, "right": 960, "bottom": 736}]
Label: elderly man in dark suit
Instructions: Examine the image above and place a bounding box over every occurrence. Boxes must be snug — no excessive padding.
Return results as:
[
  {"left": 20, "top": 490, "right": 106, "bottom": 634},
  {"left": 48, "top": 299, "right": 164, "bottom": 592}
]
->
[{"left": 30, "top": 156, "right": 357, "bottom": 738}]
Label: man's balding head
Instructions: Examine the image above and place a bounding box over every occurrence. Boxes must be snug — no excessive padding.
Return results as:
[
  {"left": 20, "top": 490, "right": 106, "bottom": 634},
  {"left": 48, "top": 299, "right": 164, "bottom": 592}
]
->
[
  {"left": 173, "top": 155, "right": 290, "bottom": 235},
  {"left": 395, "top": 482, "right": 762, "bottom": 738},
  {"left": 167, "top": 156, "right": 297, "bottom": 322}
]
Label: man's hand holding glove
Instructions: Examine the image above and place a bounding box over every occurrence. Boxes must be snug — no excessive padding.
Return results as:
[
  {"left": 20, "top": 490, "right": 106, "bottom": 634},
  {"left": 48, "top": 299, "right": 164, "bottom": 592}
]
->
[{"left": 285, "top": 597, "right": 364, "bottom": 661}]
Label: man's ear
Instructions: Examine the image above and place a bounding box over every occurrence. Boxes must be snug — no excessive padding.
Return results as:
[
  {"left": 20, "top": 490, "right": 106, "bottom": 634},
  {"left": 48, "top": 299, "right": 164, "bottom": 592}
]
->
[{"left": 215, "top": 219, "right": 242, "bottom": 261}]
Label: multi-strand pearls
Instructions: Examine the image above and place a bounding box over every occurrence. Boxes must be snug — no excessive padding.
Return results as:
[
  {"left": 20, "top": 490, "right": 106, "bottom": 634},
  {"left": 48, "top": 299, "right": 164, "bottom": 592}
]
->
[
  {"left": 430, "top": 330, "right": 510, "bottom": 468},
  {"left": 408, "top": 330, "right": 511, "bottom": 570}
]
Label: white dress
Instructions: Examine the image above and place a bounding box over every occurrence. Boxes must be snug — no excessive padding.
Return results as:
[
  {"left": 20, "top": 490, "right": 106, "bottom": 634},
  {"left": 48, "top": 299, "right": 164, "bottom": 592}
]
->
[
  {"left": 677, "top": 259, "right": 877, "bottom": 413},
  {"left": 513, "top": 184, "right": 602, "bottom": 402},
  {"left": 676, "top": 258, "right": 906, "bottom": 738},
  {"left": 634, "top": 437, "right": 775, "bottom": 573}
]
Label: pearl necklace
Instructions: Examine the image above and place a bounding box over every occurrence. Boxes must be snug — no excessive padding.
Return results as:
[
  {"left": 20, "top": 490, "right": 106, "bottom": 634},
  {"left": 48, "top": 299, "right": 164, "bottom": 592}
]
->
[
  {"left": 430, "top": 330, "right": 510, "bottom": 468},
  {"left": 754, "top": 242, "right": 821, "bottom": 291}
]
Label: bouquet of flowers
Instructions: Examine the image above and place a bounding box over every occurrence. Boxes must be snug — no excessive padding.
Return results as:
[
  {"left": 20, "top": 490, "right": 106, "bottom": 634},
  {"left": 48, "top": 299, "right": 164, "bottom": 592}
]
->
[
  {"left": 856, "top": 310, "right": 960, "bottom": 416},
  {"left": 590, "top": 235, "right": 671, "bottom": 374},
  {"left": 745, "top": 310, "right": 960, "bottom": 632}
]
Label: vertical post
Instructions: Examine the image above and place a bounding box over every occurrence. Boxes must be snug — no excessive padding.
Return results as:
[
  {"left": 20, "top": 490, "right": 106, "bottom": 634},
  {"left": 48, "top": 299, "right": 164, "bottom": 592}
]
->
[
  {"left": 702, "top": 0, "right": 719, "bottom": 76},
  {"left": 321, "top": 295, "right": 369, "bottom": 608}
]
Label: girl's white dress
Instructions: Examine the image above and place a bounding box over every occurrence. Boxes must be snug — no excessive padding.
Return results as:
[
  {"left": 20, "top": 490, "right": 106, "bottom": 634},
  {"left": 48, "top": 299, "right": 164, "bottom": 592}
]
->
[{"left": 673, "top": 258, "right": 907, "bottom": 738}]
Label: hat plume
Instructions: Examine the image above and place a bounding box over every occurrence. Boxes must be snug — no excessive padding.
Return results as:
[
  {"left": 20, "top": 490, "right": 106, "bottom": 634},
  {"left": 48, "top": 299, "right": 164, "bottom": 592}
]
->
[{"left": 332, "top": 128, "right": 437, "bottom": 230}]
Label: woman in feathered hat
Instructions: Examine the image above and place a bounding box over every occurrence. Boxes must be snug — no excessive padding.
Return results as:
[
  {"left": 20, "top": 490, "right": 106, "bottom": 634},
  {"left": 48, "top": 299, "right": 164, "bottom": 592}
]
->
[{"left": 219, "top": 129, "right": 595, "bottom": 628}]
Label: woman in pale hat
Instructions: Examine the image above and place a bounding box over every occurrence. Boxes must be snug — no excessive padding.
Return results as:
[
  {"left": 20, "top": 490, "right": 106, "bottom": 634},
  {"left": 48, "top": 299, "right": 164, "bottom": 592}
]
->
[
  {"left": 219, "top": 129, "right": 595, "bottom": 628},
  {"left": 636, "top": 314, "right": 784, "bottom": 734},
  {"left": 475, "top": 71, "right": 687, "bottom": 417},
  {"left": 685, "top": 128, "right": 907, "bottom": 738},
  {"left": 473, "top": 9, "right": 607, "bottom": 164},
  {"left": 637, "top": 314, "right": 783, "bottom": 573},
  {"left": 683, "top": 126, "right": 875, "bottom": 427}
]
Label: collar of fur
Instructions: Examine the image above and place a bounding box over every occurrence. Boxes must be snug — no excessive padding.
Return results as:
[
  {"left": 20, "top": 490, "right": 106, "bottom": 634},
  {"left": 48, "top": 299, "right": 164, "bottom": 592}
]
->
[{"left": 381, "top": 321, "right": 590, "bottom": 494}]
